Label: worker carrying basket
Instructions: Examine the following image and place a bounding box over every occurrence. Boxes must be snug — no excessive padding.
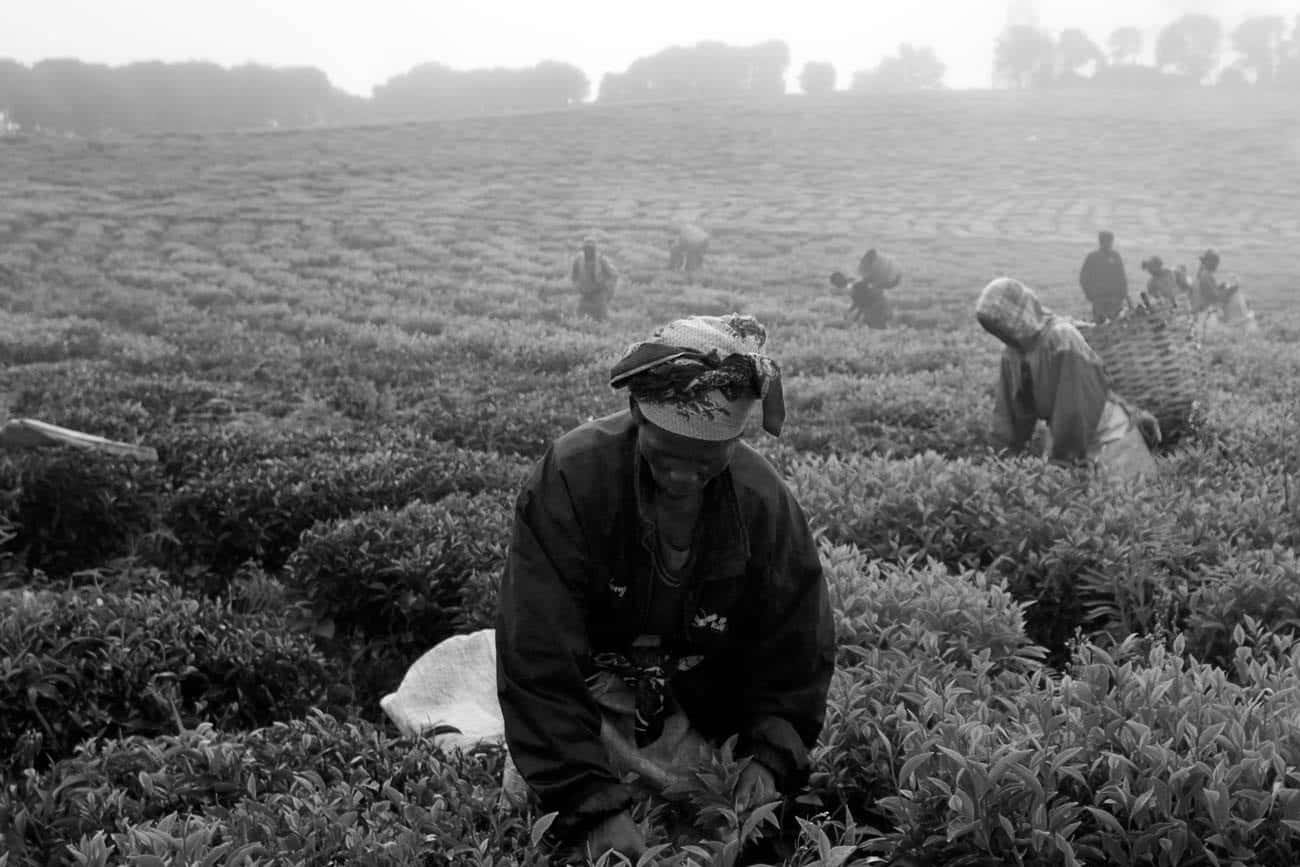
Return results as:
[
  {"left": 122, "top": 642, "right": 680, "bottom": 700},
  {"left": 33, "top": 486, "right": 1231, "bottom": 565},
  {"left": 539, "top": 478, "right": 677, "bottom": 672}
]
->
[{"left": 1075, "top": 291, "right": 1203, "bottom": 448}]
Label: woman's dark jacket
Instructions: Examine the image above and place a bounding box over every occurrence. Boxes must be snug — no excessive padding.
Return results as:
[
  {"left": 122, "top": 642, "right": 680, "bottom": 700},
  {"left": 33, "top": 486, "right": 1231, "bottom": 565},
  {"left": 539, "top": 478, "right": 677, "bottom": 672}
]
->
[{"left": 495, "top": 410, "right": 835, "bottom": 829}]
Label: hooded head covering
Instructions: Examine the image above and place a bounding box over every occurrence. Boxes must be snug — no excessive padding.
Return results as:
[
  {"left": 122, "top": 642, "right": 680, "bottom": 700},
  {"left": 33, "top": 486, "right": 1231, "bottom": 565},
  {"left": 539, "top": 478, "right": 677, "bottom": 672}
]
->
[
  {"left": 976, "top": 277, "right": 1052, "bottom": 352},
  {"left": 609, "top": 313, "right": 785, "bottom": 441},
  {"left": 1142, "top": 256, "right": 1164, "bottom": 273},
  {"left": 1200, "top": 249, "right": 1220, "bottom": 270}
]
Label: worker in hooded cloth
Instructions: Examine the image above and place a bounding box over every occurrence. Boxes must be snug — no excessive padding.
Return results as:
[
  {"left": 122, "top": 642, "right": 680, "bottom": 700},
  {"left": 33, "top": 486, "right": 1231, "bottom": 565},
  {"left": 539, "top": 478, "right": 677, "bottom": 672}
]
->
[
  {"left": 571, "top": 235, "right": 620, "bottom": 321},
  {"left": 667, "top": 222, "right": 710, "bottom": 275},
  {"left": 495, "top": 313, "right": 835, "bottom": 862},
  {"left": 976, "top": 277, "right": 1162, "bottom": 481}
]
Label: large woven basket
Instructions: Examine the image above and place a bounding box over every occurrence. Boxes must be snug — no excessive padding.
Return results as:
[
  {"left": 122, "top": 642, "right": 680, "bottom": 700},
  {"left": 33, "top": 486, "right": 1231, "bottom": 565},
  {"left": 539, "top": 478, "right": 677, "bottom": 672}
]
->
[{"left": 1077, "top": 304, "right": 1202, "bottom": 445}]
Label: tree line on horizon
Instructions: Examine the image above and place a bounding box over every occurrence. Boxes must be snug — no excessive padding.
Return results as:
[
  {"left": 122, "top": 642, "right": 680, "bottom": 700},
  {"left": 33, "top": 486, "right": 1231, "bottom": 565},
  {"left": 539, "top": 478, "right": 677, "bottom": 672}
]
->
[
  {"left": 994, "top": 13, "right": 1300, "bottom": 90},
  {"left": 0, "top": 12, "right": 1294, "bottom": 137}
]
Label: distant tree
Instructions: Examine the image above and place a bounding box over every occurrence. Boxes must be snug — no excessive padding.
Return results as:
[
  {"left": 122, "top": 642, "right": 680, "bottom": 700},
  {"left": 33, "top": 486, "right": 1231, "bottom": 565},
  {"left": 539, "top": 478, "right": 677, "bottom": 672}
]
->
[
  {"left": 1281, "top": 16, "right": 1300, "bottom": 86},
  {"left": 27, "top": 59, "right": 115, "bottom": 134},
  {"left": 1155, "top": 13, "right": 1223, "bottom": 83},
  {"left": 994, "top": 26, "right": 1056, "bottom": 88},
  {"left": 597, "top": 71, "right": 638, "bottom": 102},
  {"left": 1232, "top": 15, "right": 1287, "bottom": 84},
  {"left": 1107, "top": 27, "right": 1143, "bottom": 65},
  {"left": 529, "top": 60, "right": 590, "bottom": 104},
  {"left": 597, "top": 40, "right": 791, "bottom": 103},
  {"left": 372, "top": 60, "right": 589, "bottom": 118},
  {"left": 798, "top": 61, "right": 836, "bottom": 94},
  {"left": 852, "top": 44, "right": 946, "bottom": 92},
  {"left": 748, "top": 40, "right": 792, "bottom": 95},
  {"left": 1058, "top": 28, "right": 1105, "bottom": 77},
  {"left": 1216, "top": 66, "right": 1250, "bottom": 88},
  {"left": 0, "top": 59, "right": 33, "bottom": 127}
]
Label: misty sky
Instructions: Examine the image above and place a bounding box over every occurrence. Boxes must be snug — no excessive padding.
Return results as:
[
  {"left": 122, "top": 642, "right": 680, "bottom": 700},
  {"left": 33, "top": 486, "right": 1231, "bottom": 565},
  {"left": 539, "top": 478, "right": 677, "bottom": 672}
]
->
[{"left": 3, "top": 0, "right": 1295, "bottom": 96}]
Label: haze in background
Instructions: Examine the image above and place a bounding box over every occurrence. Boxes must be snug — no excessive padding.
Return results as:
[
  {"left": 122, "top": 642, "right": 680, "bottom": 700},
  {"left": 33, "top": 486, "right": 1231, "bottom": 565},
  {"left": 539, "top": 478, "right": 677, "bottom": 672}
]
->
[{"left": 2, "top": 0, "right": 1295, "bottom": 96}]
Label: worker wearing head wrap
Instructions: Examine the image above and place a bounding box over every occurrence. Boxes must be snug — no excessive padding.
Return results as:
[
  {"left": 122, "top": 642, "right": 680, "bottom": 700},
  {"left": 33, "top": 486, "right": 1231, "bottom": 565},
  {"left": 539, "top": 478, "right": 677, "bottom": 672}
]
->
[
  {"left": 1188, "top": 248, "right": 1237, "bottom": 316},
  {"left": 571, "top": 235, "right": 619, "bottom": 321},
  {"left": 495, "top": 314, "right": 834, "bottom": 861},
  {"left": 1079, "top": 230, "right": 1130, "bottom": 323},
  {"left": 976, "top": 277, "right": 1160, "bottom": 481},
  {"left": 1140, "top": 256, "right": 1180, "bottom": 308}
]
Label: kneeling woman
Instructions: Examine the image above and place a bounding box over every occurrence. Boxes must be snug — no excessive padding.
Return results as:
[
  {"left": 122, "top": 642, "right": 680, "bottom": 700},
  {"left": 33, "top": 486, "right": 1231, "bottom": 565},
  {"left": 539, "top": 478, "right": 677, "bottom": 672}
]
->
[{"left": 975, "top": 277, "right": 1161, "bottom": 482}]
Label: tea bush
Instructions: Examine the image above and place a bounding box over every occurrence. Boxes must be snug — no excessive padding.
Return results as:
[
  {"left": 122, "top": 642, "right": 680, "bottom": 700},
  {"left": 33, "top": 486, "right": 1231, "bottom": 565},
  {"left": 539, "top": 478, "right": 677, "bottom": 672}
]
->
[
  {"left": 830, "top": 634, "right": 1300, "bottom": 866},
  {"left": 819, "top": 540, "right": 1044, "bottom": 668},
  {"left": 0, "top": 450, "right": 168, "bottom": 577},
  {"left": 0, "top": 315, "right": 106, "bottom": 365},
  {"left": 0, "top": 572, "right": 336, "bottom": 772},
  {"left": 164, "top": 441, "right": 526, "bottom": 573},
  {"left": 1182, "top": 546, "right": 1300, "bottom": 668},
  {"left": 282, "top": 492, "right": 513, "bottom": 716},
  {"left": 285, "top": 492, "right": 513, "bottom": 646},
  {"left": 0, "top": 712, "right": 538, "bottom": 867},
  {"left": 788, "top": 450, "right": 1295, "bottom": 657}
]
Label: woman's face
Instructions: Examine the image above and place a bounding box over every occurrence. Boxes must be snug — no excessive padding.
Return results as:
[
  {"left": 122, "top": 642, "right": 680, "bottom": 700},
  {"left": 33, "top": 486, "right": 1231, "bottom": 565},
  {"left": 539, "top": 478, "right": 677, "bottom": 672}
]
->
[{"left": 635, "top": 414, "right": 737, "bottom": 500}]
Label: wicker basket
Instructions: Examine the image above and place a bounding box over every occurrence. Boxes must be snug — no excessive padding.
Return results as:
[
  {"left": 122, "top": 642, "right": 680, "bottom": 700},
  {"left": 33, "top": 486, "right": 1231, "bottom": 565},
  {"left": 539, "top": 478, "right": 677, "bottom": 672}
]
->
[{"left": 1077, "top": 304, "right": 1202, "bottom": 445}]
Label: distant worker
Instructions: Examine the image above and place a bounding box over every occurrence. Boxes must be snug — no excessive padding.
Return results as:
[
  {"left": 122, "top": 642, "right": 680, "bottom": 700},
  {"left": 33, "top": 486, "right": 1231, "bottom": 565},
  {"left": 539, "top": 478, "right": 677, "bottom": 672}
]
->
[
  {"left": 667, "top": 223, "right": 710, "bottom": 276},
  {"left": 856, "top": 248, "right": 901, "bottom": 292},
  {"left": 829, "top": 271, "right": 888, "bottom": 329},
  {"left": 830, "top": 247, "right": 901, "bottom": 329},
  {"left": 1189, "top": 248, "right": 1257, "bottom": 332},
  {"left": 1139, "top": 256, "right": 1179, "bottom": 308},
  {"left": 571, "top": 235, "right": 620, "bottom": 321},
  {"left": 1079, "top": 230, "right": 1129, "bottom": 323},
  {"left": 976, "top": 277, "right": 1161, "bottom": 483},
  {"left": 1189, "top": 249, "right": 1225, "bottom": 315}
]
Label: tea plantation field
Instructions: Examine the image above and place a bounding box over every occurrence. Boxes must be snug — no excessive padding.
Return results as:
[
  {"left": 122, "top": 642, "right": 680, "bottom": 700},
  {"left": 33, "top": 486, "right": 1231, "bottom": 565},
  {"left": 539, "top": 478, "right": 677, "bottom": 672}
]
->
[{"left": 1, "top": 87, "right": 1299, "bottom": 865}]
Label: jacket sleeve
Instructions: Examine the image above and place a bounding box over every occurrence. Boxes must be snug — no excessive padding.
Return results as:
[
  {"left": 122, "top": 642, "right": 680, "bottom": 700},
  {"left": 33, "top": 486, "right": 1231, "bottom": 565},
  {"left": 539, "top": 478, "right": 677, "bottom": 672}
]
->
[
  {"left": 1115, "top": 255, "right": 1129, "bottom": 293},
  {"left": 495, "top": 449, "right": 634, "bottom": 828},
  {"left": 736, "top": 489, "right": 836, "bottom": 793},
  {"left": 991, "top": 353, "right": 1038, "bottom": 453},
  {"left": 1044, "top": 347, "right": 1108, "bottom": 466},
  {"left": 570, "top": 257, "right": 581, "bottom": 286}
]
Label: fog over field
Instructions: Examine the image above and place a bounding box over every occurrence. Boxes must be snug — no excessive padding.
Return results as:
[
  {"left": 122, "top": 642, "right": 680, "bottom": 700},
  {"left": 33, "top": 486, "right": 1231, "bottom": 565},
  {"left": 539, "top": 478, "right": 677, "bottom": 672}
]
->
[{"left": 2, "top": 5, "right": 1300, "bottom": 866}]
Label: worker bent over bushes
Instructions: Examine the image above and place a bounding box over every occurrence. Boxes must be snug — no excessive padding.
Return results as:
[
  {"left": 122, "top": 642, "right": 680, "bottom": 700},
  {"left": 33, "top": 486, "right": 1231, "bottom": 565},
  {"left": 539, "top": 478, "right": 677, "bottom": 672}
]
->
[
  {"left": 497, "top": 313, "right": 833, "bottom": 860},
  {"left": 976, "top": 277, "right": 1161, "bottom": 483},
  {"left": 384, "top": 314, "right": 835, "bottom": 863}
]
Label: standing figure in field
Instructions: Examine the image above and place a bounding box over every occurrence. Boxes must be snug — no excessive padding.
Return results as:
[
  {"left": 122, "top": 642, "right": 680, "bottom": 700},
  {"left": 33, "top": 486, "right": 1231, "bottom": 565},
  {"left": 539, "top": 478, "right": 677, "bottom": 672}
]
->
[
  {"left": 976, "top": 277, "right": 1162, "bottom": 482},
  {"left": 496, "top": 313, "right": 835, "bottom": 862},
  {"left": 1140, "top": 256, "right": 1180, "bottom": 308},
  {"left": 571, "top": 235, "right": 620, "bottom": 321},
  {"left": 1079, "top": 230, "right": 1130, "bottom": 323},
  {"left": 667, "top": 222, "right": 710, "bottom": 276}
]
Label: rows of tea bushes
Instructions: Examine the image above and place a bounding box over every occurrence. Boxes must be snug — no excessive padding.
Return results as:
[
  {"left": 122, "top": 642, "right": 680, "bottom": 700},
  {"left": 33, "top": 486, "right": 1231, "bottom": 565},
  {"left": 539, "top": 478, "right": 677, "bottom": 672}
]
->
[
  {"left": 4, "top": 90, "right": 1300, "bottom": 864},
  {"left": 8, "top": 541, "right": 1300, "bottom": 864},
  {"left": 789, "top": 446, "right": 1300, "bottom": 664}
]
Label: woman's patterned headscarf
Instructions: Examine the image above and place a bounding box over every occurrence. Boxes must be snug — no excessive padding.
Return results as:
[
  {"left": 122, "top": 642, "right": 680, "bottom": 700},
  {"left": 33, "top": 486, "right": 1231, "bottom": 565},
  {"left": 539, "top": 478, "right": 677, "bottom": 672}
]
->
[{"left": 609, "top": 314, "right": 785, "bottom": 440}]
